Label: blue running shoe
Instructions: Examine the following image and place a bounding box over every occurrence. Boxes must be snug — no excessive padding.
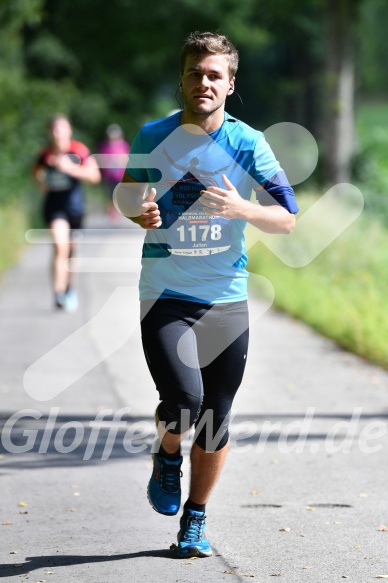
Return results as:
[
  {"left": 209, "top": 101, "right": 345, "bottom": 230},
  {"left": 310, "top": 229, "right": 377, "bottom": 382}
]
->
[
  {"left": 64, "top": 288, "right": 79, "bottom": 312},
  {"left": 147, "top": 452, "right": 183, "bottom": 516},
  {"left": 176, "top": 509, "right": 212, "bottom": 558},
  {"left": 55, "top": 292, "right": 67, "bottom": 309}
]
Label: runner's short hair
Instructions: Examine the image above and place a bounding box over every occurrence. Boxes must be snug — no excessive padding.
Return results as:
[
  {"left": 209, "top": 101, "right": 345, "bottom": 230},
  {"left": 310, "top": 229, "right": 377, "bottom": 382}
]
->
[
  {"left": 181, "top": 31, "right": 239, "bottom": 78},
  {"left": 48, "top": 113, "right": 71, "bottom": 129}
]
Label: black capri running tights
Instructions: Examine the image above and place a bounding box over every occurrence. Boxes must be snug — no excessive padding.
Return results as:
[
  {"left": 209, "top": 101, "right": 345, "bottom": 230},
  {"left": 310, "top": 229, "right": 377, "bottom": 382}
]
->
[{"left": 140, "top": 298, "right": 249, "bottom": 452}]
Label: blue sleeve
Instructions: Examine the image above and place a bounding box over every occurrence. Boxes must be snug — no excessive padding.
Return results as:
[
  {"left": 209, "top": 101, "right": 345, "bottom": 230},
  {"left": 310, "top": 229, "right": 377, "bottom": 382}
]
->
[
  {"left": 255, "top": 170, "right": 299, "bottom": 214},
  {"left": 250, "top": 133, "right": 298, "bottom": 214},
  {"left": 252, "top": 133, "right": 281, "bottom": 184}
]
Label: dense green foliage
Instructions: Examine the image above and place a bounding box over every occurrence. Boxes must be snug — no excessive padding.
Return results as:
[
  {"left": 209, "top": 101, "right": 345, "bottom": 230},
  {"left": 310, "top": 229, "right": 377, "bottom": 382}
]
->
[
  {"left": 0, "top": 0, "right": 78, "bottom": 205},
  {"left": 1, "top": 0, "right": 387, "bottom": 204},
  {"left": 353, "top": 102, "right": 388, "bottom": 217},
  {"left": 1, "top": 0, "right": 387, "bottom": 208}
]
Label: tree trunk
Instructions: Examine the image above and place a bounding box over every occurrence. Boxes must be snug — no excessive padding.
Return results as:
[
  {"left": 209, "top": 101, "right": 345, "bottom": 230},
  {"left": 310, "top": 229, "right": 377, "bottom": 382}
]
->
[{"left": 323, "top": 0, "right": 359, "bottom": 184}]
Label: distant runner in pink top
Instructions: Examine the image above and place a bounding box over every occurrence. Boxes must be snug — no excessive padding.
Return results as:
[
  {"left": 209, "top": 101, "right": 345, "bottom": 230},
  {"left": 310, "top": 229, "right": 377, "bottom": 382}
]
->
[{"left": 98, "top": 124, "right": 130, "bottom": 217}]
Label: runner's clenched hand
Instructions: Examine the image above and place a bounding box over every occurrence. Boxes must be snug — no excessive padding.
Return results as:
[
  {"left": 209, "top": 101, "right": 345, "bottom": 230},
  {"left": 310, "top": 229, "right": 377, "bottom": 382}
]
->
[
  {"left": 132, "top": 188, "right": 162, "bottom": 229},
  {"left": 200, "top": 174, "right": 248, "bottom": 219}
]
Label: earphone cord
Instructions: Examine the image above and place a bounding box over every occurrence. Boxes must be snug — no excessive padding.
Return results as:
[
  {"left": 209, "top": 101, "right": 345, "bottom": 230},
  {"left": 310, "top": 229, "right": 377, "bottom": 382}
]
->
[
  {"left": 231, "top": 90, "right": 244, "bottom": 107},
  {"left": 174, "top": 87, "right": 183, "bottom": 109}
]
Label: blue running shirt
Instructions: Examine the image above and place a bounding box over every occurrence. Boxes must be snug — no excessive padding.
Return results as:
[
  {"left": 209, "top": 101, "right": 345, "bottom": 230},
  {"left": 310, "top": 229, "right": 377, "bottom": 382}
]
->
[{"left": 126, "top": 112, "right": 298, "bottom": 304}]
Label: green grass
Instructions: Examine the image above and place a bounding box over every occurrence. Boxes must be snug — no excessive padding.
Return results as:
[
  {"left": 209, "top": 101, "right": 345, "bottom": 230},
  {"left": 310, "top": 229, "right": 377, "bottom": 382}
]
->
[
  {"left": 0, "top": 203, "right": 30, "bottom": 276},
  {"left": 247, "top": 192, "right": 388, "bottom": 368}
]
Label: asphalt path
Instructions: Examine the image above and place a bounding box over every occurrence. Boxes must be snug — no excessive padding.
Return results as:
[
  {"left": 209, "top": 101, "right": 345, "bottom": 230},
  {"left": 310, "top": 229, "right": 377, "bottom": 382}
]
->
[{"left": 1, "top": 214, "right": 388, "bottom": 582}]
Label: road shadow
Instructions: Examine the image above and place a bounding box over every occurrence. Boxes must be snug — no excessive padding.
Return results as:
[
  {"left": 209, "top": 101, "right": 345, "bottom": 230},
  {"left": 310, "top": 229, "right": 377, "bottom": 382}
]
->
[
  {"left": 0, "top": 548, "right": 178, "bottom": 577},
  {"left": 0, "top": 410, "right": 387, "bottom": 470},
  {"left": 0, "top": 412, "right": 155, "bottom": 469}
]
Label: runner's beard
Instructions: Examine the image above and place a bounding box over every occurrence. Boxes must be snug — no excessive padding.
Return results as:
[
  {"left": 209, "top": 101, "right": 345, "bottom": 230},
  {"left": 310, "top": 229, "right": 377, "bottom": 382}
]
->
[{"left": 184, "top": 95, "right": 224, "bottom": 118}]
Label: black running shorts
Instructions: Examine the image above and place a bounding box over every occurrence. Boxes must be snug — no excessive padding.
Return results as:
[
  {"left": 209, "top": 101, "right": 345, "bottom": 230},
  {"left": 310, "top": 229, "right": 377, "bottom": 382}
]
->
[
  {"left": 140, "top": 298, "right": 249, "bottom": 451},
  {"left": 43, "top": 207, "right": 83, "bottom": 230}
]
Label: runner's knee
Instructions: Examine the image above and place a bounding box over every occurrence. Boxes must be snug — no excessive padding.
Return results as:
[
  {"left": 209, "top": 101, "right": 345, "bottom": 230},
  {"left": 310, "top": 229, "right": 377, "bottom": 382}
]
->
[
  {"left": 157, "top": 393, "right": 203, "bottom": 435},
  {"left": 193, "top": 409, "right": 231, "bottom": 452}
]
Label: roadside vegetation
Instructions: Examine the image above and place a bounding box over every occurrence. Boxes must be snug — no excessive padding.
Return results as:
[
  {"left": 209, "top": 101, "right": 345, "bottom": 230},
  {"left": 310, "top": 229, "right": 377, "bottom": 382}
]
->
[{"left": 248, "top": 190, "right": 388, "bottom": 368}]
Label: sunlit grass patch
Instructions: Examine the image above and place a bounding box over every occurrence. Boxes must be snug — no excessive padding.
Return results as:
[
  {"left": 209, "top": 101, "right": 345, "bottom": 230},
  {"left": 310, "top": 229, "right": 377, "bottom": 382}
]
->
[
  {"left": 247, "top": 192, "right": 388, "bottom": 368},
  {"left": 0, "top": 204, "right": 29, "bottom": 276}
]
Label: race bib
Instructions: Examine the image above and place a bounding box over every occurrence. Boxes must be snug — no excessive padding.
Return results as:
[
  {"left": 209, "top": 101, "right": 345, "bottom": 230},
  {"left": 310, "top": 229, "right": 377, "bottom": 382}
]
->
[
  {"left": 165, "top": 210, "right": 232, "bottom": 256},
  {"left": 46, "top": 168, "right": 73, "bottom": 191}
]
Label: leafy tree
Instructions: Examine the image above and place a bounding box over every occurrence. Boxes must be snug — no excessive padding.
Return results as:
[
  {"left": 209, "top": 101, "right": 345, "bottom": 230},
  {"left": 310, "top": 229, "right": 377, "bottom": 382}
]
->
[
  {"left": 321, "top": 0, "right": 360, "bottom": 184},
  {"left": 2, "top": 0, "right": 388, "bottom": 208},
  {"left": 0, "top": 0, "right": 79, "bottom": 204}
]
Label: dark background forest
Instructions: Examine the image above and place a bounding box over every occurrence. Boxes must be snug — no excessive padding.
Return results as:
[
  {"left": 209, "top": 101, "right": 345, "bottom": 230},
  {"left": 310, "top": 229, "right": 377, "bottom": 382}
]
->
[{"left": 1, "top": 0, "right": 388, "bottom": 205}]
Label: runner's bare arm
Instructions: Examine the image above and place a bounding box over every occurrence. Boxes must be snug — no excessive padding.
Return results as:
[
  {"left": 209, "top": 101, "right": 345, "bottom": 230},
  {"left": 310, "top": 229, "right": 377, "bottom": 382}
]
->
[
  {"left": 55, "top": 154, "right": 101, "bottom": 184},
  {"left": 32, "top": 163, "right": 49, "bottom": 193},
  {"left": 114, "top": 172, "right": 161, "bottom": 229}
]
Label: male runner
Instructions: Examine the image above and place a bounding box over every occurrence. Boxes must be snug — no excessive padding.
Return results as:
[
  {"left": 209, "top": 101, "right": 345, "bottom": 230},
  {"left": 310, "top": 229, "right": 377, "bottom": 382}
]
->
[{"left": 115, "top": 31, "right": 298, "bottom": 558}]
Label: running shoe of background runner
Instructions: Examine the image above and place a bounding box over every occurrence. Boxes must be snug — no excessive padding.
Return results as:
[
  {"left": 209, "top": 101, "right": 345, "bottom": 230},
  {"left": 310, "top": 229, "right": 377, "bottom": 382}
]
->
[
  {"left": 55, "top": 292, "right": 67, "bottom": 310},
  {"left": 65, "top": 288, "right": 79, "bottom": 312}
]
